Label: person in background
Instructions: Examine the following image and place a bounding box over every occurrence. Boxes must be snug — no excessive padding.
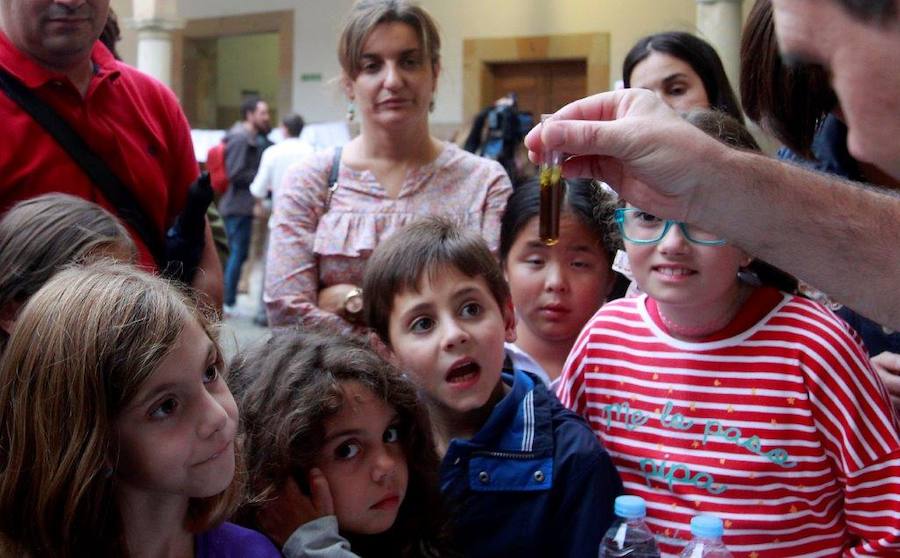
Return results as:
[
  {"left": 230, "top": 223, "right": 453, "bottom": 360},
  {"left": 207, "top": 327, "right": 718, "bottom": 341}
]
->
[
  {"left": 264, "top": 0, "right": 512, "bottom": 332},
  {"left": 623, "top": 31, "right": 743, "bottom": 122},
  {"left": 499, "top": 178, "right": 619, "bottom": 386},
  {"left": 557, "top": 110, "right": 900, "bottom": 557},
  {"left": 0, "top": 0, "right": 223, "bottom": 308},
  {"left": 249, "top": 112, "right": 312, "bottom": 326},
  {"left": 740, "top": 0, "right": 900, "bottom": 414},
  {"left": 250, "top": 113, "right": 313, "bottom": 210},
  {"left": 221, "top": 95, "right": 272, "bottom": 316}
]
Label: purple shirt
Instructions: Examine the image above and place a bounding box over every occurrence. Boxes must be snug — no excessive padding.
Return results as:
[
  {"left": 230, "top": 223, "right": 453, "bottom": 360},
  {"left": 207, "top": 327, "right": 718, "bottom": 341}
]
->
[{"left": 195, "top": 522, "right": 281, "bottom": 558}]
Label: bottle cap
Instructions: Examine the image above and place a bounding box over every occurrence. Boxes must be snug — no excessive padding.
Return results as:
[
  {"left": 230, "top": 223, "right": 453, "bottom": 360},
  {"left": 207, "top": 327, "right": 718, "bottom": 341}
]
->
[
  {"left": 614, "top": 495, "right": 647, "bottom": 519},
  {"left": 690, "top": 514, "right": 724, "bottom": 538}
]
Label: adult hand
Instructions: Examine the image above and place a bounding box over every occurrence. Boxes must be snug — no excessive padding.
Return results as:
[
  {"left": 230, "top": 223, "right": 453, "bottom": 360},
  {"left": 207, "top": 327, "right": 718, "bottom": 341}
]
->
[
  {"left": 524, "top": 89, "right": 728, "bottom": 222},
  {"left": 256, "top": 469, "right": 335, "bottom": 548},
  {"left": 872, "top": 352, "right": 900, "bottom": 415}
]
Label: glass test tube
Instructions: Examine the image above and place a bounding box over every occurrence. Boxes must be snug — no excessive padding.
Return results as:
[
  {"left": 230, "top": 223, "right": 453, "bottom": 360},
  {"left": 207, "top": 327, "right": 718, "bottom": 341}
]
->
[{"left": 539, "top": 114, "right": 565, "bottom": 246}]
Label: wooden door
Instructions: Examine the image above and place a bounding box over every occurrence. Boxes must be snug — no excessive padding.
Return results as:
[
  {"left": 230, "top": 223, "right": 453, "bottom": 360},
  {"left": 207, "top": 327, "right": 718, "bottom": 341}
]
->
[{"left": 487, "top": 59, "right": 587, "bottom": 117}]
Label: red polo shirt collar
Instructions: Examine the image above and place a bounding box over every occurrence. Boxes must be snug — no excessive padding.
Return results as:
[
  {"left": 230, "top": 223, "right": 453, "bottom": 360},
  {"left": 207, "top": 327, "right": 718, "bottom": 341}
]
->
[{"left": 0, "top": 30, "right": 120, "bottom": 93}]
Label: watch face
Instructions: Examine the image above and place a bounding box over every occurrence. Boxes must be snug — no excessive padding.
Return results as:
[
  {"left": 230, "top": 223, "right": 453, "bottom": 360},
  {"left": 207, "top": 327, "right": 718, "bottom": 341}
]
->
[{"left": 346, "top": 295, "right": 364, "bottom": 315}]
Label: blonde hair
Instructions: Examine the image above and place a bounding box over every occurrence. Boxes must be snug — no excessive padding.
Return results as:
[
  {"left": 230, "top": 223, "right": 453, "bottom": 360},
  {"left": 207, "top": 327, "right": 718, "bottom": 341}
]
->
[
  {"left": 0, "top": 263, "right": 240, "bottom": 557},
  {"left": 338, "top": 0, "right": 441, "bottom": 79}
]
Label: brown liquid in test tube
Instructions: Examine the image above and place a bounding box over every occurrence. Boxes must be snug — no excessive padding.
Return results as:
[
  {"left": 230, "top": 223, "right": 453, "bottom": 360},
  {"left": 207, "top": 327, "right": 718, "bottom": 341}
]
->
[{"left": 539, "top": 114, "right": 565, "bottom": 246}]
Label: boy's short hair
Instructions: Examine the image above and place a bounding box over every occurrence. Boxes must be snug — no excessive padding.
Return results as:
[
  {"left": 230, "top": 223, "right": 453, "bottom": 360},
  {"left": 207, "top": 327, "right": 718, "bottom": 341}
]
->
[
  {"left": 363, "top": 216, "right": 510, "bottom": 345},
  {"left": 282, "top": 113, "right": 305, "bottom": 137}
]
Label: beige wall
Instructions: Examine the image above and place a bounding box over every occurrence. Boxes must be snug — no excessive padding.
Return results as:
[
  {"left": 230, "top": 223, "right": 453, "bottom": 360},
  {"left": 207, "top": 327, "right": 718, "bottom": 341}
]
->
[
  {"left": 216, "top": 33, "right": 280, "bottom": 110},
  {"left": 110, "top": 0, "right": 138, "bottom": 65},
  {"left": 423, "top": 0, "right": 698, "bottom": 93},
  {"left": 120, "top": 1, "right": 762, "bottom": 128}
]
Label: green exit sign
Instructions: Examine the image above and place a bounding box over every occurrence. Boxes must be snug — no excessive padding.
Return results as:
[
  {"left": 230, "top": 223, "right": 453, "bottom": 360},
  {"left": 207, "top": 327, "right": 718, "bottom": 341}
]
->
[{"left": 300, "top": 73, "right": 323, "bottom": 82}]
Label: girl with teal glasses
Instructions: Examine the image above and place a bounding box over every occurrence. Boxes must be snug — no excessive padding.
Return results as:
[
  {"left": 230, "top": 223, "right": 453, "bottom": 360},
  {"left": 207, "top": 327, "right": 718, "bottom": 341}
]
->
[{"left": 556, "top": 110, "right": 900, "bottom": 557}]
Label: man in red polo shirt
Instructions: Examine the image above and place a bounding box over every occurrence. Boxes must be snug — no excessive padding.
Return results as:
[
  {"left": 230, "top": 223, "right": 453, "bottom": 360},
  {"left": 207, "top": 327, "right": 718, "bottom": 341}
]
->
[{"left": 0, "top": 0, "right": 222, "bottom": 306}]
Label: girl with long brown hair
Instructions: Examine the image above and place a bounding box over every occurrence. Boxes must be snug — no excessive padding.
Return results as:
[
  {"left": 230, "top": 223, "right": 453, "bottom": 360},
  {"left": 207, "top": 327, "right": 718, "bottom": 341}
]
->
[{"left": 0, "top": 263, "right": 279, "bottom": 557}]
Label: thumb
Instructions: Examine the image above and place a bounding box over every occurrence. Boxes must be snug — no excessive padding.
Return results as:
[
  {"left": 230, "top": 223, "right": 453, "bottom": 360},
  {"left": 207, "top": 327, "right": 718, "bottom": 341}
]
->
[{"left": 308, "top": 468, "right": 335, "bottom": 516}]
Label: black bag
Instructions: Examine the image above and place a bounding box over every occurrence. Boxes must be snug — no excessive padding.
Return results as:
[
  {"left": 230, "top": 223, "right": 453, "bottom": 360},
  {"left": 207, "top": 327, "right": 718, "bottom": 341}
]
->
[{"left": 0, "top": 68, "right": 210, "bottom": 284}]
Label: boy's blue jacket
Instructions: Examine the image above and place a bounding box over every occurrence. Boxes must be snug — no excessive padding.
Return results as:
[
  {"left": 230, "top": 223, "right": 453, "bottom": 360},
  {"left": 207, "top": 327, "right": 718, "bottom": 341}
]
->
[{"left": 440, "top": 369, "right": 622, "bottom": 557}]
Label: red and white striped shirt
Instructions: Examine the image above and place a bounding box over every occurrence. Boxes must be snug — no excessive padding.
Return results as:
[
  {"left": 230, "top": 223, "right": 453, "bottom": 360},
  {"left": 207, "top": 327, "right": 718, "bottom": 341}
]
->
[{"left": 557, "top": 289, "right": 900, "bottom": 557}]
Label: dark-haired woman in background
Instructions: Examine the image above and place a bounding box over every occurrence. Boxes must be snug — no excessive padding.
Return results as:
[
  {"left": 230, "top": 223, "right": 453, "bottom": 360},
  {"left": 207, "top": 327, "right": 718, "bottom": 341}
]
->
[{"left": 623, "top": 31, "right": 743, "bottom": 122}]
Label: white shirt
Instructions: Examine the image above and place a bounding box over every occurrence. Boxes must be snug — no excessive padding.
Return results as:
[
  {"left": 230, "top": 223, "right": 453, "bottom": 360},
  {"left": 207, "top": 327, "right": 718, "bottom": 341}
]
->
[{"left": 249, "top": 137, "right": 315, "bottom": 205}]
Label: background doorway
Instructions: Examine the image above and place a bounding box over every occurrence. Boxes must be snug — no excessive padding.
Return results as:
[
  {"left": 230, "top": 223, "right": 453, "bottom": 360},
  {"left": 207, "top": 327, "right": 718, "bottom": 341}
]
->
[{"left": 487, "top": 59, "right": 587, "bottom": 118}]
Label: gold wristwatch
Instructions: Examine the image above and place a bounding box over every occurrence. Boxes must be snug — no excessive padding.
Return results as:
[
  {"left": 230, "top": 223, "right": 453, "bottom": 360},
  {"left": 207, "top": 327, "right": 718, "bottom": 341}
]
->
[{"left": 343, "top": 287, "right": 364, "bottom": 320}]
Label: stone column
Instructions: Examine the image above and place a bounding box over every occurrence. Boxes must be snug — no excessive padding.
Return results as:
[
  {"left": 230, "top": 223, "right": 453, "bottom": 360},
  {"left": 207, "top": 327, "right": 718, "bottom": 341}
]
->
[
  {"left": 696, "top": 0, "right": 743, "bottom": 94},
  {"left": 129, "top": 0, "right": 182, "bottom": 88}
]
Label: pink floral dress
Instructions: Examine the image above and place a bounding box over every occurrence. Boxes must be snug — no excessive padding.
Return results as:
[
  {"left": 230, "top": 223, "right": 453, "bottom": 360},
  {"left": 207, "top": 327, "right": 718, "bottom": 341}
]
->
[{"left": 264, "top": 142, "right": 512, "bottom": 330}]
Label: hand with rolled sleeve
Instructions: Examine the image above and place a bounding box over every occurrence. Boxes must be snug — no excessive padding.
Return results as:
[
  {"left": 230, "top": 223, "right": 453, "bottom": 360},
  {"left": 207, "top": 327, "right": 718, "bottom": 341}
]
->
[{"left": 525, "top": 89, "right": 900, "bottom": 331}]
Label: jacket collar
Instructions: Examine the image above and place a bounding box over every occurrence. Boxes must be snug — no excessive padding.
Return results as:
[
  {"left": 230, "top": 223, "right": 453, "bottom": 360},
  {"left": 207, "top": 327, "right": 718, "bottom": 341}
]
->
[{"left": 467, "top": 369, "right": 553, "bottom": 454}]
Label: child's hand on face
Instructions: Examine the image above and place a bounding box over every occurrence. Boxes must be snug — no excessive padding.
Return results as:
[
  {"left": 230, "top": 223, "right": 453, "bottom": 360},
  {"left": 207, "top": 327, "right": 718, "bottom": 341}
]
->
[{"left": 257, "top": 468, "right": 335, "bottom": 548}]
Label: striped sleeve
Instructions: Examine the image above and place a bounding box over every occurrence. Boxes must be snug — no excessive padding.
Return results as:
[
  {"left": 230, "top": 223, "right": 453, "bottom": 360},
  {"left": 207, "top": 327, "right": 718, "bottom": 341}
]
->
[
  {"left": 786, "top": 298, "right": 900, "bottom": 556},
  {"left": 557, "top": 311, "right": 600, "bottom": 417}
]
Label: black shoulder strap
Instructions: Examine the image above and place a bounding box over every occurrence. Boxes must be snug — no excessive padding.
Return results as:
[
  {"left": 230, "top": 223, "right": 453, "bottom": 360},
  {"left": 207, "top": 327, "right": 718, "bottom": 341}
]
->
[
  {"left": 324, "top": 146, "right": 342, "bottom": 212},
  {"left": 0, "top": 68, "right": 165, "bottom": 267}
]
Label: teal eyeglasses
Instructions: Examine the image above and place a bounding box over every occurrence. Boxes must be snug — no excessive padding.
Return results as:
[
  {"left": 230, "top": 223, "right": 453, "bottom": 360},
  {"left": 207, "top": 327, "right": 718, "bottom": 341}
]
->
[{"left": 614, "top": 208, "right": 727, "bottom": 246}]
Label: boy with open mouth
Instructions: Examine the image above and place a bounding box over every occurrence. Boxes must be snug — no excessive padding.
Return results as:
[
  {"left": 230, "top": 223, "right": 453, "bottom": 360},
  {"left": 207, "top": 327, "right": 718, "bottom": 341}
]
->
[{"left": 363, "top": 216, "right": 622, "bottom": 557}]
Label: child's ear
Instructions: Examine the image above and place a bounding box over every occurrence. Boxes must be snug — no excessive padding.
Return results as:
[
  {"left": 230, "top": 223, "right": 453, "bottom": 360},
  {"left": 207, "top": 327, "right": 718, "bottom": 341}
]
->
[
  {"left": 370, "top": 331, "right": 397, "bottom": 365},
  {"left": 502, "top": 297, "right": 517, "bottom": 343}
]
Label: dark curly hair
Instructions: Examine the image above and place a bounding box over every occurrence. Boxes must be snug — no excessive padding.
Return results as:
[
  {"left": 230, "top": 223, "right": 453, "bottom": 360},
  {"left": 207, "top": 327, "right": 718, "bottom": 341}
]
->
[{"left": 231, "top": 330, "right": 454, "bottom": 557}]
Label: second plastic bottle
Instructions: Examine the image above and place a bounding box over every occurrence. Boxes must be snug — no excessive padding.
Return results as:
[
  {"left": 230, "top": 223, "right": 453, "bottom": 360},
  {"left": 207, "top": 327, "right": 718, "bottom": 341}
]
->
[
  {"left": 678, "top": 515, "right": 733, "bottom": 558},
  {"left": 598, "top": 495, "right": 661, "bottom": 558}
]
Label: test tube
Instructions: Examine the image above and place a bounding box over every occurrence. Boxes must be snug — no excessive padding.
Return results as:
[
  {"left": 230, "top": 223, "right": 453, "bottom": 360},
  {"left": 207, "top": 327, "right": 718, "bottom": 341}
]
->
[{"left": 539, "top": 114, "right": 565, "bottom": 246}]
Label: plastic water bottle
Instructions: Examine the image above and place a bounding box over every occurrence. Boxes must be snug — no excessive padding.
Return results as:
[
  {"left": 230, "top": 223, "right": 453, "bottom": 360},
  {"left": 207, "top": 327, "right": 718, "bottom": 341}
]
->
[
  {"left": 598, "top": 495, "right": 661, "bottom": 558},
  {"left": 678, "top": 515, "right": 733, "bottom": 558}
]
